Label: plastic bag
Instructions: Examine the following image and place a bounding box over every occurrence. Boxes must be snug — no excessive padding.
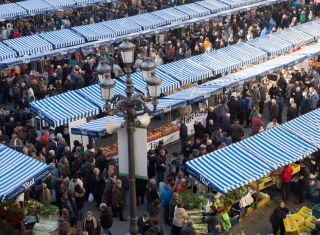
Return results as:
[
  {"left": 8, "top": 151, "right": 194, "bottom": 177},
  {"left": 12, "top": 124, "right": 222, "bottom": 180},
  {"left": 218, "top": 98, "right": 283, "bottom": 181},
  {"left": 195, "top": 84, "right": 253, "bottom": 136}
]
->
[{"left": 88, "top": 193, "right": 94, "bottom": 202}]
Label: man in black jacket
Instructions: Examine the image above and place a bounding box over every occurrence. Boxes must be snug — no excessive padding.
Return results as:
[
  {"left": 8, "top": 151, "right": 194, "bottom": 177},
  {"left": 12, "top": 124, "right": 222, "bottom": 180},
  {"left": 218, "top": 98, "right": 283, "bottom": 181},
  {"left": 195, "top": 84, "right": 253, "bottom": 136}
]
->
[
  {"left": 137, "top": 212, "right": 153, "bottom": 235},
  {"left": 270, "top": 200, "right": 289, "bottom": 235},
  {"left": 99, "top": 203, "right": 113, "bottom": 235},
  {"left": 179, "top": 121, "right": 188, "bottom": 154}
]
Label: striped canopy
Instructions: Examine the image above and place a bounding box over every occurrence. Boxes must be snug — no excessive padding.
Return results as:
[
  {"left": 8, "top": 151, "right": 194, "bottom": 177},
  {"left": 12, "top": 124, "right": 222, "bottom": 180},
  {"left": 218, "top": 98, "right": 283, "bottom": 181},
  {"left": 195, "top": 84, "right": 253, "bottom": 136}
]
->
[
  {"left": 147, "top": 98, "right": 187, "bottom": 116},
  {"left": 163, "top": 86, "right": 211, "bottom": 105},
  {"left": 0, "top": 3, "right": 27, "bottom": 20},
  {"left": 73, "top": 0, "right": 104, "bottom": 5},
  {"left": 247, "top": 36, "right": 292, "bottom": 56},
  {"left": 191, "top": 54, "right": 229, "bottom": 75},
  {"left": 198, "top": 0, "right": 230, "bottom": 13},
  {"left": 174, "top": 4, "right": 211, "bottom": 18},
  {"left": 152, "top": 8, "right": 189, "bottom": 24},
  {"left": 4, "top": 35, "right": 53, "bottom": 57},
  {"left": 218, "top": 0, "right": 253, "bottom": 8},
  {"left": 71, "top": 115, "right": 124, "bottom": 137},
  {"left": 206, "top": 50, "right": 242, "bottom": 71},
  {"left": 294, "top": 43, "right": 320, "bottom": 58},
  {"left": 219, "top": 45, "right": 259, "bottom": 66},
  {"left": 129, "top": 13, "right": 167, "bottom": 30},
  {"left": 119, "top": 69, "right": 179, "bottom": 95},
  {"left": 0, "top": 144, "right": 51, "bottom": 202},
  {"left": 72, "top": 23, "right": 116, "bottom": 41},
  {"left": 17, "top": 0, "right": 53, "bottom": 15},
  {"left": 158, "top": 58, "right": 213, "bottom": 85},
  {"left": 30, "top": 91, "right": 101, "bottom": 127},
  {"left": 187, "top": 109, "right": 320, "bottom": 193},
  {"left": 43, "top": 0, "right": 76, "bottom": 9},
  {"left": 294, "top": 20, "right": 320, "bottom": 39},
  {"left": 270, "top": 29, "right": 313, "bottom": 48},
  {"left": 76, "top": 81, "right": 132, "bottom": 111},
  {"left": 231, "top": 42, "right": 268, "bottom": 63},
  {"left": 39, "top": 29, "right": 85, "bottom": 49},
  {"left": 0, "top": 43, "right": 17, "bottom": 61},
  {"left": 102, "top": 18, "right": 141, "bottom": 36}
]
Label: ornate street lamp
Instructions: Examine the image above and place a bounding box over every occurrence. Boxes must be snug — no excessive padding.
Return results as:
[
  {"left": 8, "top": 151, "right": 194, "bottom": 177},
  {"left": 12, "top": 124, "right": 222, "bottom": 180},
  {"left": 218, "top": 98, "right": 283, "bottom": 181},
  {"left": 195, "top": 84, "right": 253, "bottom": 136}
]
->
[
  {"left": 99, "top": 38, "right": 161, "bottom": 235},
  {"left": 97, "top": 62, "right": 115, "bottom": 101},
  {"left": 140, "top": 57, "right": 156, "bottom": 81},
  {"left": 146, "top": 72, "right": 162, "bottom": 112}
]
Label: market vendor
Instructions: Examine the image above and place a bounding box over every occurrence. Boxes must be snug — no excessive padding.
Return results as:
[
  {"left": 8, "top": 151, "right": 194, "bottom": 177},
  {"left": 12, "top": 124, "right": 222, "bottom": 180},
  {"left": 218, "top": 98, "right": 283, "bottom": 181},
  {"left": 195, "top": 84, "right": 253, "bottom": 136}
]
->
[{"left": 269, "top": 200, "right": 289, "bottom": 235}]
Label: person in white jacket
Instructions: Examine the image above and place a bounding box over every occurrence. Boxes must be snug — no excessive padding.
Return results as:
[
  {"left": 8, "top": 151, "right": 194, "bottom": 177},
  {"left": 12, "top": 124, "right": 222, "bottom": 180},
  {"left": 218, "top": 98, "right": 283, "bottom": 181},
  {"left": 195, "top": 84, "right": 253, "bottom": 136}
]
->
[
  {"left": 172, "top": 201, "right": 189, "bottom": 235},
  {"left": 266, "top": 118, "right": 279, "bottom": 131}
]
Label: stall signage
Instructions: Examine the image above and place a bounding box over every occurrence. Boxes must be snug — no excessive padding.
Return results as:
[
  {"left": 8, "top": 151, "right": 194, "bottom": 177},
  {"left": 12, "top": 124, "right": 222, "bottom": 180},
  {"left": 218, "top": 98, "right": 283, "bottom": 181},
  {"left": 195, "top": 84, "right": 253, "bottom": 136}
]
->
[
  {"left": 80, "top": 130, "right": 88, "bottom": 135},
  {"left": 22, "top": 178, "right": 35, "bottom": 190},
  {"left": 199, "top": 175, "right": 210, "bottom": 187},
  {"left": 163, "top": 107, "right": 171, "bottom": 113}
]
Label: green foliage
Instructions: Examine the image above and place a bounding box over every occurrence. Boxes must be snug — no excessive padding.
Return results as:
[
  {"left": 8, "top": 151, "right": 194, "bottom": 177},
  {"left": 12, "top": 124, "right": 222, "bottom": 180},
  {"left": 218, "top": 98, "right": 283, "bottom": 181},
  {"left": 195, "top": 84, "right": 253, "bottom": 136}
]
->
[{"left": 180, "top": 190, "right": 207, "bottom": 210}]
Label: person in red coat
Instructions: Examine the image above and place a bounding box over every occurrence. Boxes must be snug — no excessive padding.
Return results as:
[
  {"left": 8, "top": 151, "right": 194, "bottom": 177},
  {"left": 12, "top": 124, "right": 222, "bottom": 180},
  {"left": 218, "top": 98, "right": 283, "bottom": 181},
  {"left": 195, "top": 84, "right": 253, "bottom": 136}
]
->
[
  {"left": 251, "top": 114, "right": 264, "bottom": 135},
  {"left": 280, "top": 165, "right": 293, "bottom": 201}
]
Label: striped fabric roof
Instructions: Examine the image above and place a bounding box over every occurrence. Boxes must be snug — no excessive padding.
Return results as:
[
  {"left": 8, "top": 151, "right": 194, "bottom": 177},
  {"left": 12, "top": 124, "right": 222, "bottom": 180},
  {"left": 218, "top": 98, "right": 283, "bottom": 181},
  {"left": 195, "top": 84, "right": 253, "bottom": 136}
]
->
[
  {"left": 30, "top": 91, "right": 101, "bottom": 127},
  {"left": 232, "top": 42, "right": 268, "bottom": 62},
  {"left": 129, "top": 13, "right": 167, "bottom": 30},
  {"left": 187, "top": 109, "right": 320, "bottom": 193},
  {"left": 152, "top": 9, "right": 186, "bottom": 24},
  {"left": 191, "top": 54, "right": 228, "bottom": 75},
  {"left": 158, "top": 58, "right": 213, "bottom": 85},
  {"left": 0, "top": 3, "right": 27, "bottom": 20},
  {"left": 119, "top": 69, "right": 179, "bottom": 95},
  {"left": 72, "top": 23, "right": 116, "bottom": 41},
  {"left": 4, "top": 35, "right": 53, "bottom": 57},
  {"left": 43, "top": 0, "right": 76, "bottom": 9},
  {"left": 218, "top": 46, "right": 257, "bottom": 66},
  {"left": 217, "top": 0, "right": 253, "bottom": 8},
  {"left": 73, "top": 0, "right": 104, "bottom": 5},
  {"left": 206, "top": 50, "right": 242, "bottom": 71},
  {"left": 0, "top": 43, "right": 17, "bottom": 61},
  {"left": 71, "top": 115, "right": 124, "bottom": 137},
  {"left": 146, "top": 98, "right": 187, "bottom": 116},
  {"left": 17, "top": 0, "right": 53, "bottom": 14},
  {"left": 294, "top": 43, "right": 320, "bottom": 58},
  {"left": 270, "top": 30, "right": 312, "bottom": 48},
  {"left": 163, "top": 86, "right": 211, "bottom": 104},
  {"left": 0, "top": 144, "right": 51, "bottom": 202},
  {"left": 246, "top": 36, "right": 292, "bottom": 56},
  {"left": 174, "top": 4, "right": 211, "bottom": 18},
  {"left": 102, "top": 18, "right": 141, "bottom": 36},
  {"left": 158, "top": 7, "right": 189, "bottom": 21},
  {"left": 39, "top": 29, "right": 85, "bottom": 49},
  {"left": 198, "top": 0, "right": 230, "bottom": 12},
  {"left": 294, "top": 20, "right": 320, "bottom": 39}
]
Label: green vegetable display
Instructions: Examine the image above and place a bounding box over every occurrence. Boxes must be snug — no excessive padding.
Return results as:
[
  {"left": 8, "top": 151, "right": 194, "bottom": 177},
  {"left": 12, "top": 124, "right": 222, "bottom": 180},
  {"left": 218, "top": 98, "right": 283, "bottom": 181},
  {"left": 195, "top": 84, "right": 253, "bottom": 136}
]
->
[
  {"left": 25, "top": 200, "right": 58, "bottom": 217},
  {"left": 180, "top": 191, "right": 207, "bottom": 210}
]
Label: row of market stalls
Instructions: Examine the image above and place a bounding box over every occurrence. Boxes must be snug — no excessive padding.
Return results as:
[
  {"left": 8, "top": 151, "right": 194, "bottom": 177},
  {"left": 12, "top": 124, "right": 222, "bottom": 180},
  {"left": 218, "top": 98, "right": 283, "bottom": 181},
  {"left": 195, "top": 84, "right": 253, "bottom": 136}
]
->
[
  {"left": 0, "top": 0, "right": 111, "bottom": 20},
  {"left": 0, "top": 0, "right": 287, "bottom": 67}
]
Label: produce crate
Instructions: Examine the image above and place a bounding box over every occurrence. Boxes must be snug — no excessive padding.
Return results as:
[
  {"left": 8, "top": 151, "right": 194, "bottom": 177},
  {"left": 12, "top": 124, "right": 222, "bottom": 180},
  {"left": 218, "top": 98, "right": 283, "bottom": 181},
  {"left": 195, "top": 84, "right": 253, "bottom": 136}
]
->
[
  {"left": 298, "top": 225, "right": 312, "bottom": 234},
  {"left": 283, "top": 216, "right": 298, "bottom": 234},
  {"left": 258, "top": 176, "right": 276, "bottom": 190},
  {"left": 290, "top": 163, "right": 300, "bottom": 175},
  {"left": 304, "top": 216, "right": 316, "bottom": 229},
  {"left": 291, "top": 213, "right": 304, "bottom": 227},
  {"left": 312, "top": 204, "right": 320, "bottom": 219},
  {"left": 300, "top": 206, "right": 312, "bottom": 214},
  {"left": 258, "top": 194, "right": 270, "bottom": 208},
  {"left": 298, "top": 211, "right": 311, "bottom": 220}
]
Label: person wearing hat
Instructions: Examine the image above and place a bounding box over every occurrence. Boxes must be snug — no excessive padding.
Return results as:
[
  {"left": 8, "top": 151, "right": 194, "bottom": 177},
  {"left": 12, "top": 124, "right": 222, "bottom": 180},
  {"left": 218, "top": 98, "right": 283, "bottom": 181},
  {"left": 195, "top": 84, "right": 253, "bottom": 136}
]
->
[
  {"left": 99, "top": 203, "right": 113, "bottom": 235},
  {"left": 138, "top": 212, "right": 153, "bottom": 235}
]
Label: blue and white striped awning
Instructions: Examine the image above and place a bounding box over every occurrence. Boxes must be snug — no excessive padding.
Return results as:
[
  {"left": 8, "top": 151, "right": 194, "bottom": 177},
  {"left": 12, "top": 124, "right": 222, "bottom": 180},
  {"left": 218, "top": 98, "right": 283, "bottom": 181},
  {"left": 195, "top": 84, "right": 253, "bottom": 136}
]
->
[
  {"left": 239, "top": 128, "right": 317, "bottom": 168},
  {"left": 102, "top": 18, "right": 141, "bottom": 36},
  {"left": 152, "top": 8, "right": 189, "bottom": 24},
  {"left": 0, "top": 3, "right": 27, "bottom": 20},
  {"left": 260, "top": 53, "right": 308, "bottom": 70},
  {"left": 0, "top": 144, "right": 51, "bottom": 202},
  {"left": 246, "top": 36, "right": 292, "bottom": 56},
  {"left": 232, "top": 42, "right": 268, "bottom": 63},
  {"left": 186, "top": 143, "right": 273, "bottom": 193},
  {"left": 219, "top": 46, "right": 258, "bottom": 66},
  {"left": 71, "top": 115, "right": 124, "bottom": 137},
  {"left": 294, "top": 20, "right": 320, "bottom": 39},
  {"left": 270, "top": 29, "right": 312, "bottom": 48},
  {"left": 280, "top": 109, "right": 320, "bottom": 148},
  {"left": 119, "top": 69, "right": 179, "bottom": 95},
  {"left": 294, "top": 43, "right": 320, "bottom": 58},
  {"left": 76, "top": 81, "right": 133, "bottom": 111},
  {"left": 30, "top": 91, "right": 101, "bottom": 127},
  {"left": 217, "top": 0, "right": 254, "bottom": 8},
  {"left": 206, "top": 50, "right": 242, "bottom": 71},
  {"left": 43, "top": 0, "right": 76, "bottom": 9},
  {"left": 73, "top": 0, "right": 104, "bottom": 5},
  {"left": 174, "top": 4, "right": 211, "bottom": 18},
  {"left": 163, "top": 86, "right": 211, "bottom": 105},
  {"left": 147, "top": 98, "right": 187, "bottom": 116},
  {"left": 196, "top": 0, "right": 230, "bottom": 13},
  {"left": 4, "top": 35, "right": 53, "bottom": 57},
  {"left": 17, "top": 0, "right": 53, "bottom": 15},
  {"left": 191, "top": 54, "right": 229, "bottom": 75},
  {"left": 39, "top": 29, "right": 85, "bottom": 49},
  {"left": 0, "top": 43, "right": 17, "bottom": 61},
  {"left": 186, "top": 109, "right": 320, "bottom": 193},
  {"left": 72, "top": 23, "right": 116, "bottom": 41},
  {"left": 158, "top": 58, "right": 213, "bottom": 85},
  {"left": 129, "top": 13, "right": 167, "bottom": 30}
]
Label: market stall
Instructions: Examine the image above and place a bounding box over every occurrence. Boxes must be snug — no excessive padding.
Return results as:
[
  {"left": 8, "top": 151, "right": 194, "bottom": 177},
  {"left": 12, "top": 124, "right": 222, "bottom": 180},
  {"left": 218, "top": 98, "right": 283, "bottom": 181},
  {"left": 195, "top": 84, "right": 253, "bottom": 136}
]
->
[{"left": 185, "top": 109, "right": 320, "bottom": 231}]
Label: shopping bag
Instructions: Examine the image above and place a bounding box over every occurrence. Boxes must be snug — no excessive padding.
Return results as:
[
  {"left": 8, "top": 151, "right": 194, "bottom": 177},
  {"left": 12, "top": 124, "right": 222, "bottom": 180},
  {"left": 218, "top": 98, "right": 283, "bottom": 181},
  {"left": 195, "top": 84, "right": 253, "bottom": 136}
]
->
[{"left": 88, "top": 193, "right": 94, "bottom": 202}]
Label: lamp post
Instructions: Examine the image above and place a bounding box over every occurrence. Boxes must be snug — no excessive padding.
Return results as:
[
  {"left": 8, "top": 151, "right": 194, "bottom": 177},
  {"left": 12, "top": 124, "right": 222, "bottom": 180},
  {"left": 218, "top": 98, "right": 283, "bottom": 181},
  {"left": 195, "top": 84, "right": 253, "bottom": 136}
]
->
[
  {"left": 146, "top": 72, "right": 162, "bottom": 112},
  {"left": 140, "top": 57, "right": 156, "bottom": 81},
  {"left": 99, "top": 38, "right": 161, "bottom": 235}
]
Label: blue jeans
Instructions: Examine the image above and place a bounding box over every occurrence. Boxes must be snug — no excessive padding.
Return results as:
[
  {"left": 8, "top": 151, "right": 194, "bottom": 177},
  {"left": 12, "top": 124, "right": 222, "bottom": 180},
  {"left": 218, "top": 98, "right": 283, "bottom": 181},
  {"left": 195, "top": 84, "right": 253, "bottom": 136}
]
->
[{"left": 102, "top": 228, "right": 112, "bottom": 235}]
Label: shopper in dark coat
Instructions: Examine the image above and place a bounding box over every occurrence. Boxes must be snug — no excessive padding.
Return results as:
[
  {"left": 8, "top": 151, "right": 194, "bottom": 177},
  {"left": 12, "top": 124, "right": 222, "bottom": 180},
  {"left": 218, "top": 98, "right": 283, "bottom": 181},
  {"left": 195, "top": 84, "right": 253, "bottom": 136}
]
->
[
  {"left": 145, "top": 178, "right": 159, "bottom": 211},
  {"left": 203, "top": 206, "right": 222, "bottom": 233},
  {"left": 269, "top": 99, "right": 278, "bottom": 121},
  {"left": 138, "top": 212, "right": 153, "bottom": 235},
  {"left": 229, "top": 120, "right": 244, "bottom": 143},
  {"left": 90, "top": 168, "right": 104, "bottom": 207},
  {"left": 179, "top": 121, "right": 188, "bottom": 153},
  {"left": 99, "top": 203, "right": 113, "bottom": 235},
  {"left": 112, "top": 179, "right": 127, "bottom": 221},
  {"left": 270, "top": 200, "right": 289, "bottom": 235},
  {"left": 147, "top": 150, "right": 156, "bottom": 179},
  {"left": 144, "top": 218, "right": 163, "bottom": 235},
  {"left": 227, "top": 96, "right": 238, "bottom": 123},
  {"left": 193, "top": 120, "right": 205, "bottom": 142}
]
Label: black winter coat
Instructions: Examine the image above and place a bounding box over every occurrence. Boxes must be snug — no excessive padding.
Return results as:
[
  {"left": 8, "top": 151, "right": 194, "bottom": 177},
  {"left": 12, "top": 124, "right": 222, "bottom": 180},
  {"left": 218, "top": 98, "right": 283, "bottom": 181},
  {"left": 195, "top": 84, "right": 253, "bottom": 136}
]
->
[
  {"left": 100, "top": 208, "right": 113, "bottom": 229},
  {"left": 270, "top": 206, "right": 289, "bottom": 227}
]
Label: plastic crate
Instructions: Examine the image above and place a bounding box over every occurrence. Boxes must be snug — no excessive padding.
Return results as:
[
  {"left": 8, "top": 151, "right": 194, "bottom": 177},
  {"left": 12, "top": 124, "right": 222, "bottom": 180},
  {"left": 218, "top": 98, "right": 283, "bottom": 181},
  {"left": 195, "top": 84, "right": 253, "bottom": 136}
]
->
[
  {"left": 298, "top": 226, "right": 312, "bottom": 234},
  {"left": 290, "top": 163, "right": 300, "bottom": 175},
  {"left": 284, "top": 216, "right": 298, "bottom": 233},
  {"left": 291, "top": 213, "right": 305, "bottom": 227},
  {"left": 312, "top": 204, "right": 320, "bottom": 219},
  {"left": 258, "top": 194, "right": 270, "bottom": 208},
  {"left": 298, "top": 211, "right": 311, "bottom": 220},
  {"left": 305, "top": 216, "right": 316, "bottom": 229},
  {"left": 300, "top": 206, "right": 312, "bottom": 214}
]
